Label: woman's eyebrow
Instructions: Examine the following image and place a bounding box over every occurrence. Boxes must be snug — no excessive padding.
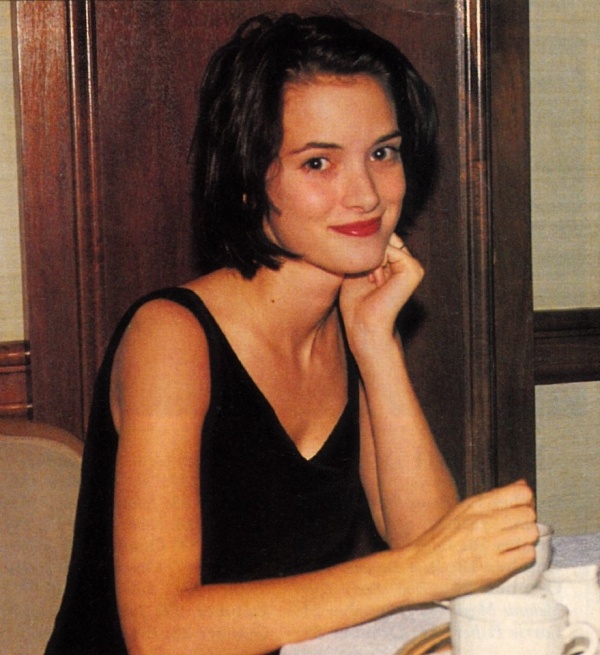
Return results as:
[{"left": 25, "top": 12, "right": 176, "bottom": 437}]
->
[
  {"left": 290, "top": 130, "right": 402, "bottom": 155},
  {"left": 290, "top": 141, "right": 342, "bottom": 154},
  {"left": 375, "top": 129, "right": 402, "bottom": 144}
]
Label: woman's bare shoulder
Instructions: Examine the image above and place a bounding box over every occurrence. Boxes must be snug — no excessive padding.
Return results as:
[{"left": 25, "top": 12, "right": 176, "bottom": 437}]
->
[
  {"left": 128, "top": 294, "right": 206, "bottom": 338},
  {"left": 110, "top": 294, "right": 212, "bottom": 434}
]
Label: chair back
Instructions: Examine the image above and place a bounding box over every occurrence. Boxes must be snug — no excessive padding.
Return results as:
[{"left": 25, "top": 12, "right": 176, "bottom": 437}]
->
[{"left": 0, "top": 420, "right": 82, "bottom": 654}]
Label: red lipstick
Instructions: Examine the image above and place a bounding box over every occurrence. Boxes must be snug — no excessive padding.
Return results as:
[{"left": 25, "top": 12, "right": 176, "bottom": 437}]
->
[{"left": 330, "top": 217, "right": 381, "bottom": 237}]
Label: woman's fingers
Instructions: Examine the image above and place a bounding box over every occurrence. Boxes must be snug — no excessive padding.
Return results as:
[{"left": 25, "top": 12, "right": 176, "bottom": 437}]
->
[
  {"left": 407, "top": 481, "right": 539, "bottom": 597},
  {"left": 388, "top": 232, "right": 406, "bottom": 251},
  {"left": 374, "top": 235, "right": 423, "bottom": 294},
  {"left": 456, "top": 483, "right": 537, "bottom": 548},
  {"left": 497, "top": 542, "right": 538, "bottom": 574},
  {"left": 497, "top": 521, "right": 540, "bottom": 553},
  {"left": 382, "top": 233, "right": 411, "bottom": 267},
  {"left": 342, "top": 235, "right": 423, "bottom": 326},
  {"left": 463, "top": 480, "right": 534, "bottom": 514}
]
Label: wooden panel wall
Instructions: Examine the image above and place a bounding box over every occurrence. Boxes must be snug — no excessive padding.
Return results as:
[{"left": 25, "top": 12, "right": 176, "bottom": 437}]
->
[
  {"left": 534, "top": 310, "right": 600, "bottom": 385},
  {"left": 0, "top": 341, "right": 31, "bottom": 418},
  {"left": 12, "top": 1, "right": 84, "bottom": 434},
  {"left": 12, "top": 0, "right": 538, "bottom": 496},
  {"left": 488, "top": 0, "right": 535, "bottom": 486}
]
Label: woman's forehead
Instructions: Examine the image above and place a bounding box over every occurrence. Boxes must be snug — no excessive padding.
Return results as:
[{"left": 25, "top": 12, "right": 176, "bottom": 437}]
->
[
  {"left": 279, "top": 74, "right": 398, "bottom": 145},
  {"left": 283, "top": 72, "right": 391, "bottom": 99}
]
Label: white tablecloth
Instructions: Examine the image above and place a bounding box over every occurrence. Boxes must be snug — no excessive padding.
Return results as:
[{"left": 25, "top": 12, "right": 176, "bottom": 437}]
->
[{"left": 281, "top": 532, "right": 600, "bottom": 655}]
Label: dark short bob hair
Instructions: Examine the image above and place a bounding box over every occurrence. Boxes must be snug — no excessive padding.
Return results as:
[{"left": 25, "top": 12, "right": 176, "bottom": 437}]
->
[{"left": 192, "top": 13, "right": 438, "bottom": 278}]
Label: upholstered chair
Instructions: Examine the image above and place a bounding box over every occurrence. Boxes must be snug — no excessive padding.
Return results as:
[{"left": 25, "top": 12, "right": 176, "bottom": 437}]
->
[{"left": 0, "top": 419, "right": 82, "bottom": 654}]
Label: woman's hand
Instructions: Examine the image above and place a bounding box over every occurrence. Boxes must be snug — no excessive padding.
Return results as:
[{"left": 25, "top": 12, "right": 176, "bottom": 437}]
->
[
  {"left": 400, "top": 480, "right": 539, "bottom": 602},
  {"left": 339, "top": 233, "right": 423, "bottom": 355}
]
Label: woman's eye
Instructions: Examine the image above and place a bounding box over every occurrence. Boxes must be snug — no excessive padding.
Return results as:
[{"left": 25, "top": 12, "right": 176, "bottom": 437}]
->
[
  {"left": 371, "top": 146, "right": 401, "bottom": 162},
  {"left": 303, "top": 157, "right": 329, "bottom": 171}
]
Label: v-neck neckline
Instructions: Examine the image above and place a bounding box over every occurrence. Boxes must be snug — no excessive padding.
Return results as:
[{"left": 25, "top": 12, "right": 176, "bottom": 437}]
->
[{"left": 181, "top": 288, "right": 351, "bottom": 463}]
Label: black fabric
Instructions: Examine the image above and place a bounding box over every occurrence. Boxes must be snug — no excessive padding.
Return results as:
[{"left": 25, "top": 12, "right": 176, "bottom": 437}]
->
[{"left": 45, "top": 287, "right": 377, "bottom": 655}]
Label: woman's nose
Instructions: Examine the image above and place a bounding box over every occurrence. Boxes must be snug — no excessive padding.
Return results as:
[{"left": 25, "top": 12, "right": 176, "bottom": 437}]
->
[{"left": 341, "top": 164, "right": 380, "bottom": 212}]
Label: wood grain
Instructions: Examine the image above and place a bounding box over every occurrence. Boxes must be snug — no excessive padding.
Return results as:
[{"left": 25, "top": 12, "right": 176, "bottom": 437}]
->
[
  {"left": 0, "top": 341, "right": 31, "bottom": 418},
  {"left": 534, "top": 309, "right": 600, "bottom": 384}
]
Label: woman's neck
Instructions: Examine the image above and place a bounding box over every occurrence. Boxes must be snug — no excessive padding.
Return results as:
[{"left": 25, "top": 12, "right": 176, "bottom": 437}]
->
[
  {"left": 250, "top": 260, "right": 341, "bottom": 321},
  {"left": 192, "top": 260, "right": 344, "bottom": 360}
]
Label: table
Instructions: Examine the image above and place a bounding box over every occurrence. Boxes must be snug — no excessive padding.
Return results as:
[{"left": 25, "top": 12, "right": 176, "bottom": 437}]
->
[{"left": 281, "top": 532, "right": 600, "bottom": 655}]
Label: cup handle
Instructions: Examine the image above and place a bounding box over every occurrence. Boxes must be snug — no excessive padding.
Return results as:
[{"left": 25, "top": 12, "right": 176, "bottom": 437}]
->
[{"left": 563, "top": 622, "right": 599, "bottom": 655}]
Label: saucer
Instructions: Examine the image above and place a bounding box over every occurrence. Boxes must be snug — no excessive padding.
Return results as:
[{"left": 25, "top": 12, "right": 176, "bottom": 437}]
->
[
  {"left": 395, "top": 623, "right": 451, "bottom": 654},
  {"left": 394, "top": 622, "right": 594, "bottom": 654}
]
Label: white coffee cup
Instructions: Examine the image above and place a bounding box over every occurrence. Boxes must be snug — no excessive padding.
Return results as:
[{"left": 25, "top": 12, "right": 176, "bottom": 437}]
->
[
  {"left": 540, "top": 564, "right": 600, "bottom": 634},
  {"left": 488, "top": 522, "right": 553, "bottom": 593},
  {"left": 450, "top": 593, "right": 598, "bottom": 655}
]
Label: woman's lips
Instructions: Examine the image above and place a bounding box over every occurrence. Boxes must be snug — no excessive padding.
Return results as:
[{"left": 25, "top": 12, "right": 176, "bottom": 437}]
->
[{"left": 330, "top": 217, "right": 381, "bottom": 237}]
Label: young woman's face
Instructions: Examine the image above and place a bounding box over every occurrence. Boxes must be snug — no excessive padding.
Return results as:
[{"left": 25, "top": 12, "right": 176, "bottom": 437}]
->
[{"left": 264, "top": 74, "right": 405, "bottom": 276}]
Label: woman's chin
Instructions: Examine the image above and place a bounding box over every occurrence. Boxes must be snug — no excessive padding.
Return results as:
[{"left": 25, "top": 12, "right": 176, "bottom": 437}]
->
[
  {"left": 292, "top": 246, "right": 386, "bottom": 279},
  {"left": 342, "top": 252, "right": 386, "bottom": 277},
  {"left": 332, "top": 257, "right": 384, "bottom": 278}
]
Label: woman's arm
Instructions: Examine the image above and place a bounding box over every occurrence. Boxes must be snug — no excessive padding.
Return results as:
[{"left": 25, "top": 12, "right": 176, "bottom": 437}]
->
[
  {"left": 356, "top": 336, "right": 458, "bottom": 547},
  {"left": 339, "top": 235, "right": 456, "bottom": 545},
  {"left": 111, "top": 298, "right": 537, "bottom": 655}
]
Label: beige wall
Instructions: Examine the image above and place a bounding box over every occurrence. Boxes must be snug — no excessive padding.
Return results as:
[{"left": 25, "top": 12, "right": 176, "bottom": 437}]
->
[
  {"left": 1, "top": 2, "right": 598, "bottom": 534},
  {"left": 530, "top": 0, "right": 599, "bottom": 311},
  {"left": 531, "top": 0, "right": 600, "bottom": 536},
  {"left": 0, "top": 2, "right": 24, "bottom": 342},
  {"left": 536, "top": 382, "right": 600, "bottom": 535}
]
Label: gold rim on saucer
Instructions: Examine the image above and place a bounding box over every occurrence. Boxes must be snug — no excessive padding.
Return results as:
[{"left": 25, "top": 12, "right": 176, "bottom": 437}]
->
[{"left": 394, "top": 623, "right": 451, "bottom": 655}]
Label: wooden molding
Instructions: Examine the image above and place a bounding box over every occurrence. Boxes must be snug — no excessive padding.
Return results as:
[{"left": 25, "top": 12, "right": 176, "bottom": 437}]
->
[
  {"left": 457, "top": 0, "right": 497, "bottom": 492},
  {"left": 0, "top": 341, "right": 32, "bottom": 418},
  {"left": 487, "top": 0, "right": 536, "bottom": 489},
  {"left": 534, "top": 309, "right": 600, "bottom": 385},
  {"left": 13, "top": 0, "right": 86, "bottom": 436},
  {"left": 67, "top": 0, "right": 107, "bottom": 422}
]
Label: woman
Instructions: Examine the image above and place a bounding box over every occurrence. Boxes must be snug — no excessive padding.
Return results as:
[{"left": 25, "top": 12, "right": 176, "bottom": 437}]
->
[{"left": 46, "top": 13, "right": 538, "bottom": 655}]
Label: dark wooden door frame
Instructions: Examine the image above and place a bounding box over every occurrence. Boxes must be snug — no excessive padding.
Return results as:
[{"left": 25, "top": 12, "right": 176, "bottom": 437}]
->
[{"left": 12, "top": 0, "right": 541, "bottom": 495}]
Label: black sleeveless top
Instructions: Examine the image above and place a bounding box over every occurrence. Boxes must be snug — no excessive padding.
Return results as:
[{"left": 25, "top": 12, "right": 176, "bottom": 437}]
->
[{"left": 45, "top": 287, "right": 379, "bottom": 655}]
